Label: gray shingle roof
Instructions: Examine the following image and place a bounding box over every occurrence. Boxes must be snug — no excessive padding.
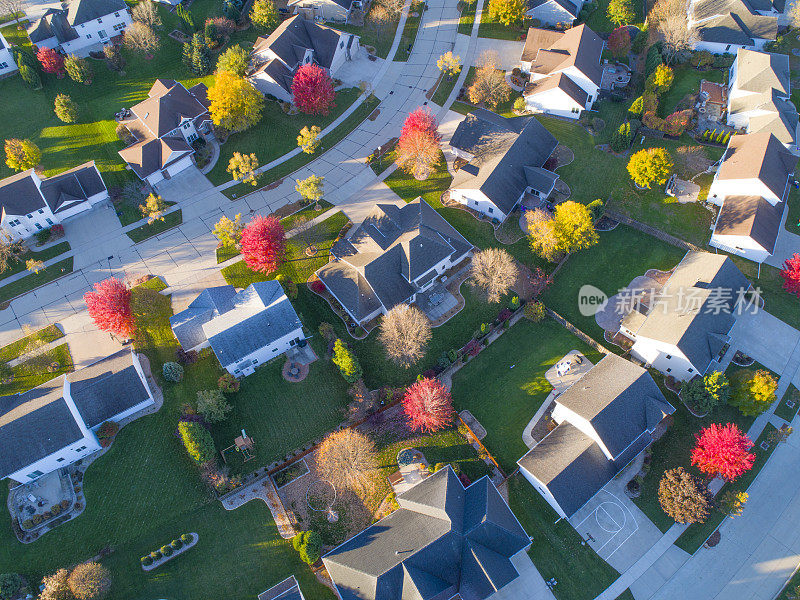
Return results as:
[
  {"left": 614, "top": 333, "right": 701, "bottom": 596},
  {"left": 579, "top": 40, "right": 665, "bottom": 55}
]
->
[
  {"left": 258, "top": 576, "right": 304, "bottom": 600},
  {"left": 67, "top": 349, "right": 151, "bottom": 428},
  {"left": 714, "top": 195, "right": 784, "bottom": 253},
  {"left": 553, "top": 354, "right": 674, "bottom": 458},
  {"left": 253, "top": 15, "right": 343, "bottom": 71},
  {"left": 201, "top": 281, "right": 303, "bottom": 367},
  {"left": 0, "top": 379, "right": 83, "bottom": 479},
  {"left": 450, "top": 110, "right": 558, "bottom": 215},
  {"left": 323, "top": 467, "right": 529, "bottom": 600},
  {"left": 733, "top": 49, "right": 790, "bottom": 95},
  {"left": 317, "top": 199, "right": 472, "bottom": 321},
  {"left": 691, "top": 0, "right": 778, "bottom": 44},
  {"left": 632, "top": 251, "right": 751, "bottom": 372},
  {"left": 66, "top": 0, "right": 126, "bottom": 25},
  {"left": 130, "top": 80, "right": 210, "bottom": 139},
  {"left": 170, "top": 285, "right": 238, "bottom": 350},
  {"left": 0, "top": 170, "right": 47, "bottom": 217}
]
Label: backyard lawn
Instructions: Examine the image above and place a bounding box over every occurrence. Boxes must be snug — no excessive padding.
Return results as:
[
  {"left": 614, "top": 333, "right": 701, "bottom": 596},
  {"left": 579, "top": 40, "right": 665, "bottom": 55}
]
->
[
  {"left": 0, "top": 279, "right": 334, "bottom": 600},
  {"left": 632, "top": 372, "right": 757, "bottom": 533},
  {"left": 450, "top": 317, "right": 605, "bottom": 472},
  {"left": 508, "top": 474, "right": 625, "bottom": 600},
  {"left": 541, "top": 224, "right": 686, "bottom": 342},
  {"left": 729, "top": 256, "right": 800, "bottom": 331},
  {"left": 657, "top": 66, "right": 725, "bottom": 117}
]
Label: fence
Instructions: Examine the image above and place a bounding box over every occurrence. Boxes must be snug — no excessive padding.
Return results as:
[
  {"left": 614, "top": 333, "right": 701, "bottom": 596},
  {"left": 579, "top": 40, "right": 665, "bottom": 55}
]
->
[
  {"left": 546, "top": 308, "right": 611, "bottom": 356},
  {"left": 456, "top": 414, "right": 507, "bottom": 479},
  {"left": 604, "top": 208, "right": 702, "bottom": 252}
]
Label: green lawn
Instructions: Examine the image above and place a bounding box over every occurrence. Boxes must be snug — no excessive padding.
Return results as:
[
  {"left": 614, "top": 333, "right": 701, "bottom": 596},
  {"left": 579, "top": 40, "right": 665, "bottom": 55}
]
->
[
  {"left": 393, "top": 2, "right": 424, "bottom": 61},
  {"left": 0, "top": 343, "right": 73, "bottom": 396},
  {"left": 450, "top": 67, "right": 522, "bottom": 118},
  {"left": 206, "top": 87, "right": 363, "bottom": 186},
  {"left": 674, "top": 423, "right": 780, "bottom": 553},
  {"left": 632, "top": 373, "right": 756, "bottom": 532},
  {"left": 729, "top": 256, "right": 800, "bottom": 331},
  {"left": 541, "top": 224, "right": 686, "bottom": 341},
  {"left": 508, "top": 475, "right": 625, "bottom": 600},
  {"left": 338, "top": 17, "right": 400, "bottom": 59},
  {"left": 785, "top": 185, "right": 800, "bottom": 233},
  {"left": 458, "top": 0, "right": 477, "bottom": 34},
  {"left": 223, "top": 94, "right": 381, "bottom": 199},
  {"left": 583, "top": 0, "right": 644, "bottom": 32},
  {"left": 478, "top": 14, "right": 528, "bottom": 40},
  {"left": 657, "top": 66, "right": 725, "bottom": 117},
  {"left": 0, "top": 241, "right": 70, "bottom": 282},
  {"left": 220, "top": 211, "right": 349, "bottom": 288},
  {"left": 0, "top": 323, "right": 63, "bottom": 363},
  {"left": 0, "top": 258, "right": 73, "bottom": 304},
  {"left": 536, "top": 115, "right": 724, "bottom": 246},
  {"left": 774, "top": 386, "right": 799, "bottom": 423},
  {"left": 776, "top": 563, "right": 800, "bottom": 600},
  {"left": 431, "top": 72, "right": 461, "bottom": 107},
  {"left": 450, "top": 318, "right": 604, "bottom": 472},
  {"left": 0, "top": 7, "right": 226, "bottom": 188},
  {"left": 0, "top": 277, "right": 334, "bottom": 600},
  {"left": 126, "top": 210, "right": 183, "bottom": 243}
]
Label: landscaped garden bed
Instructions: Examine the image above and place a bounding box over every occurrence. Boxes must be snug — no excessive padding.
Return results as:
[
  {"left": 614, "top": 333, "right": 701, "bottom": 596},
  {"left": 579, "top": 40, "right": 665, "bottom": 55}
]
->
[{"left": 140, "top": 533, "right": 198, "bottom": 571}]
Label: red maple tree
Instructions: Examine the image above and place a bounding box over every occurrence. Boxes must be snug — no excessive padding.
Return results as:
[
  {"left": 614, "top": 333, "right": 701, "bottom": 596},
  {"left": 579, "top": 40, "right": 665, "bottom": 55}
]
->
[
  {"left": 291, "top": 63, "right": 336, "bottom": 115},
  {"left": 781, "top": 253, "right": 800, "bottom": 297},
  {"left": 83, "top": 277, "right": 135, "bottom": 338},
  {"left": 240, "top": 215, "right": 286, "bottom": 274},
  {"left": 402, "top": 378, "right": 455, "bottom": 433},
  {"left": 690, "top": 423, "right": 755, "bottom": 482},
  {"left": 607, "top": 27, "right": 631, "bottom": 58},
  {"left": 400, "top": 107, "right": 439, "bottom": 139},
  {"left": 37, "top": 47, "right": 65, "bottom": 76}
]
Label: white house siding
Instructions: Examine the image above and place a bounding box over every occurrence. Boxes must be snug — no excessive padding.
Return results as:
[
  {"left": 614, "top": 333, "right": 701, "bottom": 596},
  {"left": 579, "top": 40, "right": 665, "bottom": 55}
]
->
[
  {"left": 250, "top": 73, "right": 293, "bottom": 102},
  {"left": 525, "top": 87, "right": 583, "bottom": 119},
  {"left": 693, "top": 39, "right": 767, "bottom": 54},
  {"left": 7, "top": 435, "right": 101, "bottom": 484},
  {"left": 707, "top": 176, "right": 784, "bottom": 205},
  {"left": 2, "top": 205, "right": 59, "bottom": 241},
  {"left": 448, "top": 189, "right": 505, "bottom": 220},
  {"left": 551, "top": 403, "right": 614, "bottom": 460},
  {"left": 164, "top": 154, "right": 194, "bottom": 178},
  {"left": 52, "top": 10, "right": 132, "bottom": 57},
  {"left": 709, "top": 233, "right": 771, "bottom": 263},
  {"left": 518, "top": 466, "right": 568, "bottom": 519},
  {"left": 562, "top": 64, "right": 599, "bottom": 108},
  {"left": 630, "top": 337, "right": 698, "bottom": 381},
  {"left": 329, "top": 34, "right": 357, "bottom": 74},
  {"left": 526, "top": 1, "right": 576, "bottom": 25},
  {"left": 226, "top": 326, "right": 305, "bottom": 376},
  {"left": 0, "top": 35, "right": 17, "bottom": 76},
  {"left": 144, "top": 170, "right": 164, "bottom": 186}
]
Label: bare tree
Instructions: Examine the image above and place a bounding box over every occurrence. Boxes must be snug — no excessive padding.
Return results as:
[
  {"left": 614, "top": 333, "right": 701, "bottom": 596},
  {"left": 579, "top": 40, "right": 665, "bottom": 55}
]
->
[
  {"left": 378, "top": 305, "right": 432, "bottom": 367},
  {"left": 378, "top": 0, "right": 405, "bottom": 21},
  {"left": 470, "top": 248, "right": 518, "bottom": 303},
  {"left": 123, "top": 21, "right": 161, "bottom": 55},
  {"left": 650, "top": 0, "right": 698, "bottom": 64},
  {"left": 317, "top": 429, "right": 379, "bottom": 496},
  {"left": 674, "top": 146, "right": 712, "bottom": 179},
  {"left": 132, "top": 0, "right": 162, "bottom": 29},
  {"left": 0, "top": 0, "right": 27, "bottom": 26},
  {"left": 367, "top": 3, "right": 390, "bottom": 37},
  {"left": 468, "top": 56, "right": 511, "bottom": 108},
  {"left": 0, "top": 232, "right": 24, "bottom": 273}
]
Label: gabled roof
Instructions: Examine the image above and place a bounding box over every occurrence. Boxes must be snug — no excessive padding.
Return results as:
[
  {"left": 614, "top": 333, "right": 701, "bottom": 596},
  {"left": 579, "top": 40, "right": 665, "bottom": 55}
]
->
[
  {"left": 66, "top": 0, "right": 127, "bottom": 26},
  {"left": 527, "top": 0, "right": 579, "bottom": 17},
  {"left": 0, "top": 170, "right": 46, "bottom": 217},
  {"left": 253, "top": 15, "right": 342, "bottom": 71},
  {"left": 66, "top": 349, "right": 150, "bottom": 428},
  {"left": 524, "top": 72, "right": 588, "bottom": 105},
  {"left": 631, "top": 251, "right": 751, "bottom": 372},
  {"left": 131, "top": 80, "right": 210, "bottom": 139},
  {"left": 553, "top": 354, "right": 674, "bottom": 458},
  {"left": 521, "top": 24, "right": 603, "bottom": 87},
  {"left": 733, "top": 49, "right": 790, "bottom": 96},
  {"left": 27, "top": 0, "right": 126, "bottom": 43},
  {"left": 252, "top": 58, "right": 295, "bottom": 93},
  {"left": 690, "top": 0, "right": 778, "bottom": 44},
  {"left": 713, "top": 194, "right": 784, "bottom": 253},
  {"left": 716, "top": 132, "right": 797, "bottom": 199},
  {"left": 118, "top": 136, "right": 193, "bottom": 180},
  {"left": 317, "top": 200, "right": 472, "bottom": 321},
  {"left": 450, "top": 110, "right": 558, "bottom": 215},
  {"left": 200, "top": 281, "right": 303, "bottom": 367},
  {"left": 0, "top": 380, "right": 83, "bottom": 479},
  {"left": 258, "top": 576, "right": 304, "bottom": 600},
  {"left": 323, "top": 467, "right": 530, "bottom": 600},
  {"left": 169, "top": 285, "right": 238, "bottom": 350}
]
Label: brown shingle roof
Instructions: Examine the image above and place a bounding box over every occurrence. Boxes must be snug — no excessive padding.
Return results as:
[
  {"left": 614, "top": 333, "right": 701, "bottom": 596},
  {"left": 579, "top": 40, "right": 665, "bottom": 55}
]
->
[
  {"left": 716, "top": 132, "right": 797, "bottom": 199},
  {"left": 714, "top": 195, "right": 784, "bottom": 253},
  {"left": 130, "top": 79, "right": 209, "bottom": 138},
  {"left": 520, "top": 24, "right": 603, "bottom": 87},
  {"left": 118, "top": 136, "right": 192, "bottom": 179},
  {"left": 524, "top": 72, "right": 588, "bottom": 105}
]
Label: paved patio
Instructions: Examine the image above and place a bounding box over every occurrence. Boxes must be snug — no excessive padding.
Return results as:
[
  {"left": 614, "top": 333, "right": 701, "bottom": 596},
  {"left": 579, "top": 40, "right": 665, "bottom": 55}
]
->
[{"left": 417, "top": 283, "right": 458, "bottom": 322}]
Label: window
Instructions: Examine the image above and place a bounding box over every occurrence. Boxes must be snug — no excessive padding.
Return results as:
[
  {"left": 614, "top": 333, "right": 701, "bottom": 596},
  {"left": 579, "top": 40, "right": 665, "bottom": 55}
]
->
[
  {"left": 187, "top": 133, "right": 197, "bottom": 143},
  {"left": 666, "top": 368, "right": 672, "bottom": 373},
  {"left": 665, "top": 355, "right": 671, "bottom": 360},
  {"left": 253, "top": 359, "right": 258, "bottom": 364},
  {"left": 290, "top": 339, "right": 296, "bottom": 346},
  {"left": 27, "top": 470, "right": 44, "bottom": 479},
  {"left": 272, "top": 347, "right": 278, "bottom": 352},
  {"left": 688, "top": 368, "right": 694, "bottom": 373},
  {"left": 0, "top": 62, "right": 7, "bottom": 69},
  {"left": 35, "top": 223, "right": 42, "bottom": 230},
  {"left": 340, "top": 41, "right": 344, "bottom": 48},
  {"left": 183, "top": 121, "right": 191, "bottom": 129},
  {"left": 38, "top": 209, "right": 44, "bottom": 214},
  {"left": 76, "top": 445, "right": 87, "bottom": 452},
  {"left": 56, "top": 457, "right": 65, "bottom": 462},
  {"left": 113, "top": 22, "right": 125, "bottom": 31},
  {"left": 86, "top": 33, "right": 92, "bottom": 38},
  {"left": 725, "top": 45, "right": 731, "bottom": 51},
  {"left": 98, "top": 29, "right": 107, "bottom": 38},
  {"left": 114, "top": 11, "right": 120, "bottom": 16},
  {"left": 587, "top": 96, "right": 592, "bottom": 102},
  {"left": 488, "top": 207, "right": 493, "bottom": 213},
  {"left": 26, "top": 213, "right": 32, "bottom": 218},
  {"left": 46, "top": 218, "right": 53, "bottom": 225}
]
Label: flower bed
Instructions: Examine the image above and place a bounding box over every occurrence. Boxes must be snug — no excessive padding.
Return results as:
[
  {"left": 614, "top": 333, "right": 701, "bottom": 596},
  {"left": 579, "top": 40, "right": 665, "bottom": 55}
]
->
[{"left": 140, "top": 533, "right": 198, "bottom": 571}]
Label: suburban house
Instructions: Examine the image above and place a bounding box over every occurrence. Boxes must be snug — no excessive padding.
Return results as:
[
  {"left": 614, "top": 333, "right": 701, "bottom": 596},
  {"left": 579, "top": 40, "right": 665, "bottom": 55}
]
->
[
  {"left": 727, "top": 48, "right": 799, "bottom": 153},
  {"left": 118, "top": 79, "right": 212, "bottom": 186},
  {"left": 518, "top": 354, "right": 675, "bottom": 520},
  {"left": 619, "top": 251, "right": 752, "bottom": 381},
  {"left": 27, "top": 0, "right": 131, "bottom": 57},
  {"left": 323, "top": 466, "right": 535, "bottom": 600},
  {"left": 0, "top": 349, "right": 155, "bottom": 485},
  {"left": 315, "top": 199, "right": 472, "bottom": 327},
  {"left": 285, "top": 0, "right": 368, "bottom": 23},
  {"left": 688, "top": 0, "right": 779, "bottom": 54},
  {"left": 526, "top": 0, "right": 583, "bottom": 26},
  {"left": 0, "top": 161, "right": 108, "bottom": 240},
  {"left": 707, "top": 131, "right": 797, "bottom": 262},
  {"left": 170, "top": 281, "right": 305, "bottom": 377},
  {"left": 248, "top": 15, "right": 359, "bottom": 102},
  {"left": 0, "top": 32, "right": 18, "bottom": 77},
  {"left": 520, "top": 24, "right": 603, "bottom": 118},
  {"left": 258, "top": 576, "right": 306, "bottom": 600},
  {"left": 447, "top": 109, "right": 559, "bottom": 221}
]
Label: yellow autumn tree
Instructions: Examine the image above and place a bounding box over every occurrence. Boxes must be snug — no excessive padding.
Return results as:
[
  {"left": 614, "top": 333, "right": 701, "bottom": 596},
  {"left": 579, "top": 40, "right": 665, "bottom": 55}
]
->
[{"left": 208, "top": 71, "right": 265, "bottom": 133}]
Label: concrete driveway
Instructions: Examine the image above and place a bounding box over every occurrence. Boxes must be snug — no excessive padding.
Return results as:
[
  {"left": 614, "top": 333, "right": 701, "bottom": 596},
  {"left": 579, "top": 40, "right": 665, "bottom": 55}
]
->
[
  {"left": 765, "top": 201, "right": 800, "bottom": 269},
  {"left": 154, "top": 166, "right": 214, "bottom": 203},
  {"left": 63, "top": 201, "right": 132, "bottom": 270},
  {"left": 728, "top": 308, "right": 800, "bottom": 376},
  {"left": 475, "top": 38, "right": 525, "bottom": 69}
]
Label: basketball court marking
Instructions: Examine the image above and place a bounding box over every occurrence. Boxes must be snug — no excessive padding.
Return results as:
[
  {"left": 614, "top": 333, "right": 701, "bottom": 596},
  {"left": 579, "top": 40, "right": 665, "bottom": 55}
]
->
[{"left": 573, "top": 490, "right": 640, "bottom": 559}]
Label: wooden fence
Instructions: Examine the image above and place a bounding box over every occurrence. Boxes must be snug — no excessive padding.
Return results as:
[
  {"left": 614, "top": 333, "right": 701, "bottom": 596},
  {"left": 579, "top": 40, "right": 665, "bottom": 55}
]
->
[
  {"left": 546, "top": 309, "right": 611, "bottom": 356},
  {"left": 604, "top": 208, "right": 702, "bottom": 252}
]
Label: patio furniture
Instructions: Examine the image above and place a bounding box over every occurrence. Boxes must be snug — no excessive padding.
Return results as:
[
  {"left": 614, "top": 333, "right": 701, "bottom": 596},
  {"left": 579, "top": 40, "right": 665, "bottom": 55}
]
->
[
  {"left": 27, "top": 494, "right": 36, "bottom": 503},
  {"left": 556, "top": 362, "right": 571, "bottom": 376}
]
